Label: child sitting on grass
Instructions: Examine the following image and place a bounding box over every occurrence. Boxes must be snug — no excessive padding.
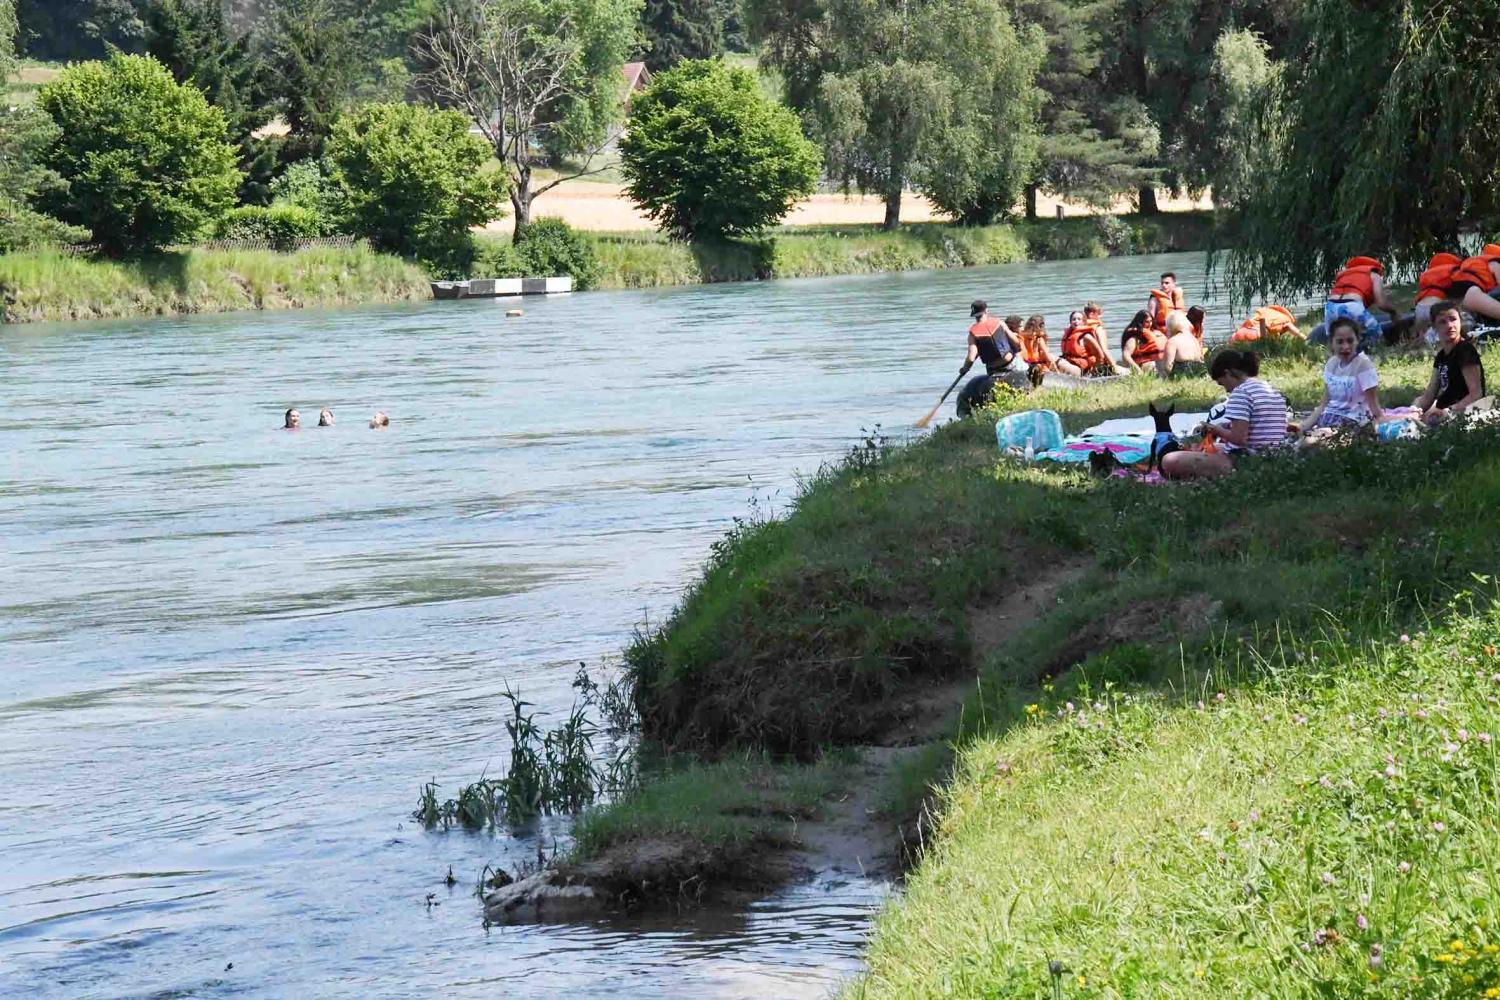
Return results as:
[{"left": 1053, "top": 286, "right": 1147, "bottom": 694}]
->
[
  {"left": 1303, "top": 316, "right": 1383, "bottom": 431},
  {"left": 1412, "top": 299, "right": 1487, "bottom": 424}
]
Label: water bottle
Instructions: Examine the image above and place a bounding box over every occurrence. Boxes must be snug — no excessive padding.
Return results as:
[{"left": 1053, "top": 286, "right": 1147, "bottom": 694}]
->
[{"left": 1023, "top": 437, "right": 1035, "bottom": 462}]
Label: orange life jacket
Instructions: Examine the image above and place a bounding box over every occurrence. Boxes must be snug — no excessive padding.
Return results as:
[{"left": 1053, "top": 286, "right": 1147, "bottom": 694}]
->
[
  {"left": 1148, "top": 288, "right": 1185, "bottom": 328},
  {"left": 1126, "top": 325, "right": 1165, "bottom": 364},
  {"left": 1329, "top": 257, "right": 1383, "bottom": 306},
  {"left": 1021, "top": 332, "right": 1051, "bottom": 367},
  {"left": 1061, "top": 324, "right": 1105, "bottom": 369},
  {"left": 969, "top": 315, "right": 1001, "bottom": 339},
  {"left": 1455, "top": 253, "right": 1500, "bottom": 294},
  {"left": 1230, "top": 305, "right": 1301, "bottom": 343},
  {"left": 1416, "top": 253, "right": 1464, "bottom": 302}
]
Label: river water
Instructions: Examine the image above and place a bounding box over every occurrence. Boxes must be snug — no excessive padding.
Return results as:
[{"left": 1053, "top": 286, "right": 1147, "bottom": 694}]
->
[{"left": 0, "top": 252, "right": 1232, "bottom": 999}]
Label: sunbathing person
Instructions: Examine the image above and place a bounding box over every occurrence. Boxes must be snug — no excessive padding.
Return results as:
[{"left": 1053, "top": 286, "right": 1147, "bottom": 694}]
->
[
  {"left": 1412, "top": 299, "right": 1487, "bottom": 424},
  {"left": 1162, "top": 350, "right": 1289, "bottom": 479},
  {"left": 1156, "top": 312, "right": 1205, "bottom": 377},
  {"left": 1303, "top": 317, "right": 1383, "bottom": 432}
]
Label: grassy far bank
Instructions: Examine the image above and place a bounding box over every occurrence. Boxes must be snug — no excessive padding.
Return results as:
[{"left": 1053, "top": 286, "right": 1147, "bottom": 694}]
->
[
  {"left": 0, "top": 245, "right": 430, "bottom": 323},
  {"left": 582, "top": 340, "right": 1500, "bottom": 994},
  {"left": 581, "top": 211, "right": 1216, "bottom": 290}
]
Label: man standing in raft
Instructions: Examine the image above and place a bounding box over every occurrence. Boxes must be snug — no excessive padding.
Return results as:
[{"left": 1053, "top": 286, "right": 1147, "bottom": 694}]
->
[
  {"left": 960, "top": 300, "right": 1023, "bottom": 377},
  {"left": 1320, "top": 255, "right": 1394, "bottom": 346}
]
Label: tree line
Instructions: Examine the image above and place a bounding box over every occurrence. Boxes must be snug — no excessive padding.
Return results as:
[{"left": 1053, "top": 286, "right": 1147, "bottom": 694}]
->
[{"left": 7, "top": 0, "right": 1496, "bottom": 300}]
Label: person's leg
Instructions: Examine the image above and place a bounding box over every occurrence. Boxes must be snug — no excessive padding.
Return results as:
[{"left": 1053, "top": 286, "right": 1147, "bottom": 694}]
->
[
  {"left": 1461, "top": 286, "right": 1500, "bottom": 322},
  {"left": 1161, "top": 450, "right": 1234, "bottom": 479},
  {"left": 1055, "top": 358, "right": 1083, "bottom": 376}
]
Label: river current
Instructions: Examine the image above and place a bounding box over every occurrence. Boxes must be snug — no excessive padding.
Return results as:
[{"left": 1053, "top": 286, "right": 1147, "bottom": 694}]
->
[{"left": 1, "top": 252, "right": 1235, "bottom": 998}]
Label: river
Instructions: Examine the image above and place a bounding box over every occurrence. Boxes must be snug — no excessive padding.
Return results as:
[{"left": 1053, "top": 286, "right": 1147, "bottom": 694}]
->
[{"left": 1, "top": 252, "right": 1235, "bottom": 999}]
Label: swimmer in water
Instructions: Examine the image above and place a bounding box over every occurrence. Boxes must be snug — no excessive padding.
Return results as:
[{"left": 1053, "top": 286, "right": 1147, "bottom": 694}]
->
[
  {"left": 369, "top": 411, "right": 389, "bottom": 429},
  {"left": 284, "top": 408, "right": 301, "bottom": 430},
  {"left": 318, "top": 408, "right": 334, "bottom": 427}
]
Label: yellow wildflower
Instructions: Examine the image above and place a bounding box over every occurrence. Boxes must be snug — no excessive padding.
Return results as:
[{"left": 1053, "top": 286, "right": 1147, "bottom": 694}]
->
[
  {"left": 1434, "top": 953, "right": 1454, "bottom": 963},
  {"left": 1025, "top": 704, "right": 1039, "bottom": 715},
  {"left": 1484, "top": 944, "right": 1499, "bottom": 954},
  {"left": 1453, "top": 940, "right": 1467, "bottom": 952},
  {"left": 1076, "top": 976, "right": 1086, "bottom": 988}
]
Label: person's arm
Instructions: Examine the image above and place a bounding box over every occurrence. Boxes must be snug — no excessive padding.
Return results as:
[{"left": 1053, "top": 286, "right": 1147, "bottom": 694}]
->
[
  {"left": 1121, "top": 336, "right": 1141, "bottom": 372},
  {"left": 1215, "top": 419, "right": 1252, "bottom": 448},
  {"left": 1303, "top": 386, "right": 1332, "bottom": 433},
  {"left": 961, "top": 334, "right": 978, "bottom": 373},
  {"left": 1449, "top": 363, "right": 1484, "bottom": 414},
  {"left": 998, "top": 321, "right": 1022, "bottom": 353},
  {"left": 1370, "top": 273, "right": 1397, "bottom": 314},
  {"left": 1362, "top": 385, "right": 1384, "bottom": 422},
  {"left": 1158, "top": 337, "right": 1178, "bottom": 375},
  {"left": 1413, "top": 366, "right": 1440, "bottom": 412}
]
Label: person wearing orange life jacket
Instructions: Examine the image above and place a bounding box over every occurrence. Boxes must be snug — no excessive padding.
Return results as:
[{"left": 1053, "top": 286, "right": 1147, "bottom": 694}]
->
[
  {"left": 1057, "top": 309, "right": 1118, "bottom": 377},
  {"left": 1406, "top": 245, "right": 1500, "bottom": 340},
  {"left": 1082, "top": 301, "right": 1123, "bottom": 372},
  {"left": 959, "top": 299, "right": 1024, "bottom": 377},
  {"left": 1230, "top": 305, "right": 1302, "bottom": 343},
  {"left": 1319, "top": 255, "right": 1395, "bottom": 347},
  {"left": 1018, "top": 314, "right": 1054, "bottom": 372},
  {"left": 1120, "top": 309, "right": 1165, "bottom": 372},
  {"left": 1145, "top": 272, "right": 1187, "bottom": 332}
]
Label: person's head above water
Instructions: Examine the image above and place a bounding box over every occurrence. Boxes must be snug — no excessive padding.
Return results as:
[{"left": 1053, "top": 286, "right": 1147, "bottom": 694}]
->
[
  {"left": 318, "top": 408, "right": 334, "bottom": 427},
  {"left": 970, "top": 299, "right": 988, "bottom": 318},
  {"left": 284, "top": 408, "right": 300, "bottom": 429},
  {"left": 1327, "top": 316, "right": 1363, "bottom": 361},
  {"left": 369, "top": 411, "right": 389, "bottom": 429}
]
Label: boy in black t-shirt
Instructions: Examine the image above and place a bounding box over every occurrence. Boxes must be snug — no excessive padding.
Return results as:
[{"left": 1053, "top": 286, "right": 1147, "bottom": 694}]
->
[{"left": 1413, "top": 300, "right": 1487, "bottom": 424}]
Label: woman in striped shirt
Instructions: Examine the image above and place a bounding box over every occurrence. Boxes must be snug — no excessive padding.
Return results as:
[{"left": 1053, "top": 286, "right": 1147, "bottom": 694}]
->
[{"left": 1162, "top": 350, "right": 1290, "bottom": 479}]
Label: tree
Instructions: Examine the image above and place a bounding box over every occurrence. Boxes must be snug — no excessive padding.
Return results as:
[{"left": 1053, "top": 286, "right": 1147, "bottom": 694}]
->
[
  {"left": 0, "top": 0, "right": 90, "bottom": 250},
  {"left": 1202, "top": 29, "right": 1274, "bottom": 212},
  {"left": 261, "top": 0, "right": 356, "bottom": 164},
  {"left": 1221, "top": 0, "right": 1500, "bottom": 304},
  {"left": 1015, "top": 0, "right": 1156, "bottom": 218},
  {"left": 324, "top": 102, "right": 506, "bottom": 275},
  {"left": 142, "top": 0, "right": 278, "bottom": 203},
  {"left": 416, "top": 0, "right": 641, "bottom": 237},
  {"left": 638, "top": 0, "right": 721, "bottom": 71},
  {"left": 746, "top": 0, "right": 1042, "bottom": 228},
  {"left": 15, "top": 0, "right": 142, "bottom": 61},
  {"left": 36, "top": 54, "right": 242, "bottom": 254},
  {"left": 621, "top": 58, "right": 819, "bottom": 240}
]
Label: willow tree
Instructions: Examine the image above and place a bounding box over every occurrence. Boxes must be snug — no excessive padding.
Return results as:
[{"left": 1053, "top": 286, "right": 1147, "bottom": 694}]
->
[{"left": 1220, "top": 0, "right": 1500, "bottom": 304}]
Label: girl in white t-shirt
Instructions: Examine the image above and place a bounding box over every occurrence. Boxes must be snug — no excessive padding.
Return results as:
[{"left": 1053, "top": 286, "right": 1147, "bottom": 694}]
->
[{"left": 1304, "top": 316, "right": 1383, "bottom": 430}]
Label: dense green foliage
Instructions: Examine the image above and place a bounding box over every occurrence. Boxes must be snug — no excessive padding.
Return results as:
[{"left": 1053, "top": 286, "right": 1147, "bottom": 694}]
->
[
  {"left": 215, "top": 203, "right": 327, "bottom": 246},
  {"left": 323, "top": 102, "right": 504, "bottom": 275},
  {"left": 37, "top": 55, "right": 241, "bottom": 254},
  {"left": 1222, "top": 0, "right": 1500, "bottom": 304},
  {"left": 621, "top": 59, "right": 820, "bottom": 240},
  {"left": 15, "top": 0, "right": 142, "bottom": 61},
  {"left": 638, "top": 0, "right": 721, "bottom": 69},
  {"left": 513, "top": 218, "right": 600, "bottom": 289},
  {"left": 0, "top": 0, "right": 88, "bottom": 251},
  {"left": 746, "top": 0, "right": 1042, "bottom": 228},
  {"left": 142, "top": 0, "right": 278, "bottom": 203},
  {"left": 262, "top": 0, "right": 356, "bottom": 165}
]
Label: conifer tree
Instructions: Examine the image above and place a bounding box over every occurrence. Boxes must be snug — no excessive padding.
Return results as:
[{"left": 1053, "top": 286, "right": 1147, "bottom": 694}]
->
[{"left": 638, "top": 0, "right": 722, "bottom": 70}]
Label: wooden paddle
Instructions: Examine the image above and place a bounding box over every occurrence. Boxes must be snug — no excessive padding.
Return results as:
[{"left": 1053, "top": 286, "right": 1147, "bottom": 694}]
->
[{"left": 915, "top": 371, "right": 968, "bottom": 429}]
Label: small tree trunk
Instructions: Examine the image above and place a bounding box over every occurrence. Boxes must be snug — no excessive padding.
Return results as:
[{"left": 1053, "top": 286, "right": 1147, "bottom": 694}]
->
[
  {"left": 1137, "top": 185, "right": 1159, "bottom": 215},
  {"left": 511, "top": 187, "right": 532, "bottom": 239},
  {"left": 1025, "top": 183, "right": 1038, "bottom": 221},
  {"left": 883, "top": 188, "right": 901, "bottom": 230}
]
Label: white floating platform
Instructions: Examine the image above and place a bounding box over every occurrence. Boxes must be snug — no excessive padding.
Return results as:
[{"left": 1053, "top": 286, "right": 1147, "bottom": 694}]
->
[{"left": 431, "top": 276, "right": 573, "bottom": 299}]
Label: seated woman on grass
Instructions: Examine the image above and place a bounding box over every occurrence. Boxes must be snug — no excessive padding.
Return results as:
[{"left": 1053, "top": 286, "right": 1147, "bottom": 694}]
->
[
  {"left": 1120, "top": 309, "right": 1164, "bottom": 373},
  {"left": 1303, "top": 316, "right": 1384, "bottom": 432},
  {"left": 1057, "top": 310, "right": 1120, "bottom": 377},
  {"left": 1156, "top": 312, "right": 1205, "bottom": 378},
  {"left": 1162, "top": 349, "right": 1290, "bottom": 479},
  {"left": 1412, "top": 299, "right": 1487, "bottom": 425}
]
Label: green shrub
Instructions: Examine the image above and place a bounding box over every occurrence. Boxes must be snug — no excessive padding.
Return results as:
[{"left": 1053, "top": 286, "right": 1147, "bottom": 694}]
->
[
  {"left": 268, "top": 160, "right": 333, "bottom": 217},
  {"left": 215, "top": 204, "right": 327, "bottom": 247},
  {"left": 514, "top": 218, "right": 601, "bottom": 290},
  {"left": 470, "top": 237, "right": 530, "bottom": 278},
  {"left": 324, "top": 102, "right": 505, "bottom": 277},
  {"left": 621, "top": 59, "right": 821, "bottom": 241},
  {"left": 36, "top": 54, "right": 242, "bottom": 255}
]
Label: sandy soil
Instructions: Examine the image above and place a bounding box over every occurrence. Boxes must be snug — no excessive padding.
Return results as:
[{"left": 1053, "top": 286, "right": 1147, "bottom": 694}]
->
[{"left": 501, "top": 181, "right": 1214, "bottom": 233}]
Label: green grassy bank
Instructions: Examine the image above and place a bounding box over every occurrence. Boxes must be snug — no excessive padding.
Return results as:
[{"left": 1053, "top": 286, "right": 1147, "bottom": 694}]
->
[
  {"left": 587, "top": 340, "right": 1500, "bottom": 994},
  {"left": 586, "top": 211, "right": 1215, "bottom": 290},
  {"left": 0, "top": 245, "right": 431, "bottom": 324}
]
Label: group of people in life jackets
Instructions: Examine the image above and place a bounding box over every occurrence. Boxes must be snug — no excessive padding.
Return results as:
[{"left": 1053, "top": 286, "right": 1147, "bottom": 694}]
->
[
  {"left": 1310, "top": 246, "right": 1500, "bottom": 347},
  {"left": 959, "top": 272, "right": 1212, "bottom": 384}
]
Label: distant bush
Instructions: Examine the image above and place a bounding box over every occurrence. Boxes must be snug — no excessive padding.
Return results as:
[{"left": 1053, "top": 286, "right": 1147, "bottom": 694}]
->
[
  {"left": 37, "top": 54, "right": 242, "bottom": 255},
  {"left": 621, "top": 59, "right": 821, "bottom": 241},
  {"left": 470, "top": 237, "right": 530, "bottom": 279},
  {"left": 215, "top": 204, "right": 327, "bottom": 248},
  {"left": 323, "top": 102, "right": 505, "bottom": 277},
  {"left": 268, "top": 161, "right": 334, "bottom": 218},
  {"left": 513, "top": 218, "right": 600, "bottom": 290}
]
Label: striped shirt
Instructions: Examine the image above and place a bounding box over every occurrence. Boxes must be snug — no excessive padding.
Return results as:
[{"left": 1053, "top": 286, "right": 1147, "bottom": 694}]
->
[{"left": 1219, "top": 377, "right": 1289, "bottom": 453}]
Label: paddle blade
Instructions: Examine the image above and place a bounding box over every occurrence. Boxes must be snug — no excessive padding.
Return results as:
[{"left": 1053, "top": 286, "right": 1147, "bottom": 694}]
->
[{"left": 914, "top": 403, "right": 942, "bottom": 429}]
